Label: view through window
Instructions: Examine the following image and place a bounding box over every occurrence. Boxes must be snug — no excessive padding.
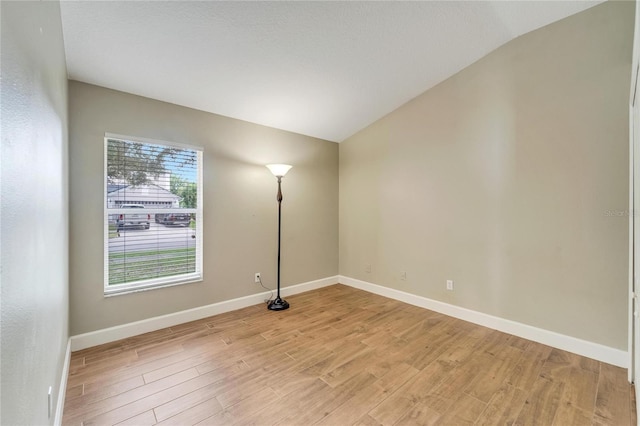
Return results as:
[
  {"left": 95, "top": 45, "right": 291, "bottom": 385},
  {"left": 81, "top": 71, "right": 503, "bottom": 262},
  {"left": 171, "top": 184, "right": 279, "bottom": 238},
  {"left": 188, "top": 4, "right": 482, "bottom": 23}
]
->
[{"left": 104, "top": 134, "right": 203, "bottom": 294}]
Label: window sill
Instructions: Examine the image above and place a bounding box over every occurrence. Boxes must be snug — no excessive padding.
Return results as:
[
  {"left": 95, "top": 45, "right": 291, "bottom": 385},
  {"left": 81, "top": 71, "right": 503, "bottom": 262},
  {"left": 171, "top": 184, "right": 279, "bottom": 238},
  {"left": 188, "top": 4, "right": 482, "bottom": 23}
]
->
[{"left": 104, "top": 274, "right": 203, "bottom": 297}]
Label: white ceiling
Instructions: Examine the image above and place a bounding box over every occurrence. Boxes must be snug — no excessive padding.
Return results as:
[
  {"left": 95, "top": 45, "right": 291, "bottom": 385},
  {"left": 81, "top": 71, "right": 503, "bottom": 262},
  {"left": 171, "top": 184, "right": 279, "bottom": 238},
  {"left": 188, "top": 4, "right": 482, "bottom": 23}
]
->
[{"left": 60, "top": 1, "right": 602, "bottom": 142}]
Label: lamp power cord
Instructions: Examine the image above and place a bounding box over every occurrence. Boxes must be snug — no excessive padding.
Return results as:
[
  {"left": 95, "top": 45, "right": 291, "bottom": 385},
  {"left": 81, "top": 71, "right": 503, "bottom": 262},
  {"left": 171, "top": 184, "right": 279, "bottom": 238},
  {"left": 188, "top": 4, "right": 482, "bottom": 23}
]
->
[{"left": 257, "top": 275, "right": 274, "bottom": 305}]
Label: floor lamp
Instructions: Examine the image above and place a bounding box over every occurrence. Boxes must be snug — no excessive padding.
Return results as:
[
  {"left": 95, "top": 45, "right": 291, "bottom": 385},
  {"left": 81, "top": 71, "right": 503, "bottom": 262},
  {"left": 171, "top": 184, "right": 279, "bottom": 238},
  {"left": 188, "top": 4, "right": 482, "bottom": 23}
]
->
[{"left": 266, "top": 164, "right": 292, "bottom": 311}]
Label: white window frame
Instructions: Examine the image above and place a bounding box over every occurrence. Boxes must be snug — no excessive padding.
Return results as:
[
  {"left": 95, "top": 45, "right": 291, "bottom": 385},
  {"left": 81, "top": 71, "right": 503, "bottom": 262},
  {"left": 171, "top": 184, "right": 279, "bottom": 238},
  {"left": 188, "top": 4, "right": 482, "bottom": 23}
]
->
[{"left": 103, "top": 133, "right": 203, "bottom": 296}]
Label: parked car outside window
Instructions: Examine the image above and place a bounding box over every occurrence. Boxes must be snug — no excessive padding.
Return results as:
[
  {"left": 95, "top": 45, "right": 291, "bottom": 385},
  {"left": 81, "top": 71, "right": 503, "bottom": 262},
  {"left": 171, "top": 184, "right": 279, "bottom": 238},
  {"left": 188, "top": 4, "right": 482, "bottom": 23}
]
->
[
  {"left": 116, "top": 204, "right": 150, "bottom": 230},
  {"left": 155, "top": 212, "right": 191, "bottom": 226}
]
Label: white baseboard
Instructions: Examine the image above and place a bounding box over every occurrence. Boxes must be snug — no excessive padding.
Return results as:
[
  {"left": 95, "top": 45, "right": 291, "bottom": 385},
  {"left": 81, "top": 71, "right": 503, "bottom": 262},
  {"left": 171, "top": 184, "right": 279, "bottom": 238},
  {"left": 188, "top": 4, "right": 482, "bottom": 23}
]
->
[
  {"left": 54, "top": 339, "right": 71, "bottom": 426},
  {"left": 69, "top": 274, "right": 627, "bottom": 368},
  {"left": 339, "top": 275, "right": 628, "bottom": 368},
  {"left": 70, "top": 276, "right": 338, "bottom": 351}
]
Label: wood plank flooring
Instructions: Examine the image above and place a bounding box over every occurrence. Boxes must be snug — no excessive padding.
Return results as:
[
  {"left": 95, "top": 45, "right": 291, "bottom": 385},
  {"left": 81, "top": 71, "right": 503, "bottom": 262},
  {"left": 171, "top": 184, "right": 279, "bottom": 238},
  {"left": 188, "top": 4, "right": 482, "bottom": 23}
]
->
[{"left": 63, "top": 284, "right": 636, "bottom": 425}]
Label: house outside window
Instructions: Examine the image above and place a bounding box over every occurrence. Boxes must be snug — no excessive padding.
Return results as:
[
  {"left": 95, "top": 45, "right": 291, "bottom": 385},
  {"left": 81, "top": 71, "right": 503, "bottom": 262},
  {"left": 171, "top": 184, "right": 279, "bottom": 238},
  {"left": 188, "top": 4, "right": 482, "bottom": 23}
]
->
[{"left": 104, "top": 133, "right": 203, "bottom": 295}]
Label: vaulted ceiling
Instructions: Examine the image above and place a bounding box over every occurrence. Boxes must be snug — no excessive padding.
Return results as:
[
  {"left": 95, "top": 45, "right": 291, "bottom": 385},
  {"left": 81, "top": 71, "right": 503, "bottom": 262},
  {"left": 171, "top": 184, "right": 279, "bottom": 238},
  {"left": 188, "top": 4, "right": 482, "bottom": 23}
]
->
[{"left": 60, "top": 1, "right": 602, "bottom": 142}]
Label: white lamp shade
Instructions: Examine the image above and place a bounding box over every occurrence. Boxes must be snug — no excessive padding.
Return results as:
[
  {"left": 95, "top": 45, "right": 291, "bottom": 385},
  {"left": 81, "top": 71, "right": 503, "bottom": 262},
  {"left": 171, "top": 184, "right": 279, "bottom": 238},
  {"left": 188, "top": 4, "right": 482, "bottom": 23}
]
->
[{"left": 266, "top": 164, "right": 292, "bottom": 177}]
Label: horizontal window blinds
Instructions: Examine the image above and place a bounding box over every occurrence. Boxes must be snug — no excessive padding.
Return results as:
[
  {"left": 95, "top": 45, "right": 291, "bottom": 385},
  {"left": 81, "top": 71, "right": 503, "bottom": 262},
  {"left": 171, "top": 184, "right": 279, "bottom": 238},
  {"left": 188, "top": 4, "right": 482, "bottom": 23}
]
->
[{"left": 104, "top": 135, "right": 202, "bottom": 294}]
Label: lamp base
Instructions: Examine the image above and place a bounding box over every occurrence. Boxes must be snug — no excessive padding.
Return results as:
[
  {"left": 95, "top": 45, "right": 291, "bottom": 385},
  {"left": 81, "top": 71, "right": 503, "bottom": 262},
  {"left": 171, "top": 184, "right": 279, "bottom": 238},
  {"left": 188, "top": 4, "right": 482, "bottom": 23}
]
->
[{"left": 267, "top": 297, "right": 290, "bottom": 311}]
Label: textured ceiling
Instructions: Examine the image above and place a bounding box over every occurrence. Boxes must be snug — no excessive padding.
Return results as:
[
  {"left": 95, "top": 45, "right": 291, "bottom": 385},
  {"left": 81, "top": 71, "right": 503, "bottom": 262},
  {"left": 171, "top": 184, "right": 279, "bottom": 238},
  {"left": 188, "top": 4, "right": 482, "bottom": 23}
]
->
[{"left": 60, "top": 1, "right": 602, "bottom": 142}]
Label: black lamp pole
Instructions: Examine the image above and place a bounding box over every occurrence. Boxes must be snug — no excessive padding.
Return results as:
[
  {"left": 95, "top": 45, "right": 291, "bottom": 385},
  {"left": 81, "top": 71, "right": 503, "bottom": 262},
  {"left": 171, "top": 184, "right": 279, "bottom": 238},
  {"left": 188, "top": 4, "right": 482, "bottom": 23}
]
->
[{"left": 268, "top": 174, "right": 289, "bottom": 310}]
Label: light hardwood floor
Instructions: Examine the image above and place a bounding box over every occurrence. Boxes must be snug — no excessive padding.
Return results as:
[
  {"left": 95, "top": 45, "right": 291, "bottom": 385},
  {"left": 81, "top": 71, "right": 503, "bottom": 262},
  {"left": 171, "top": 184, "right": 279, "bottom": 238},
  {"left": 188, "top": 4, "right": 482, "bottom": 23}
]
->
[{"left": 63, "top": 284, "right": 636, "bottom": 425}]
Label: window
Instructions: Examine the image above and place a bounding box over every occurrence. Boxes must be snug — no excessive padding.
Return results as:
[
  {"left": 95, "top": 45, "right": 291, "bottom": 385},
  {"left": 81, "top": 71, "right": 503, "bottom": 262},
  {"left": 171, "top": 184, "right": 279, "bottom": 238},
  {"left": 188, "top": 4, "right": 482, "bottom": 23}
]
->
[{"left": 104, "top": 133, "right": 203, "bottom": 295}]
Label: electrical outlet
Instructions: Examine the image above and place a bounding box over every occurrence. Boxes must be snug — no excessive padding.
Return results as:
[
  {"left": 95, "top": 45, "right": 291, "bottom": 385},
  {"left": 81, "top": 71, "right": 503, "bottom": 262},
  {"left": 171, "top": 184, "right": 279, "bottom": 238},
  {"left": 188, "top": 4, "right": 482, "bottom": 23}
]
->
[
  {"left": 255, "top": 273, "right": 261, "bottom": 283},
  {"left": 365, "top": 264, "right": 371, "bottom": 273},
  {"left": 401, "top": 271, "right": 407, "bottom": 280},
  {"left": 446, "top": 280, "right": 454, "bottom": 291}
]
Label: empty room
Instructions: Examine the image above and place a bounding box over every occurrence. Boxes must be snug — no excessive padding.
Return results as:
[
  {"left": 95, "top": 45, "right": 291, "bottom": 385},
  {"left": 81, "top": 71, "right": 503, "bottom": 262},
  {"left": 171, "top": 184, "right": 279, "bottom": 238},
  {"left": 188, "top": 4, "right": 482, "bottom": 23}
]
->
[{"left": 2, "top": 0, "right": 639, "bottom": 424}]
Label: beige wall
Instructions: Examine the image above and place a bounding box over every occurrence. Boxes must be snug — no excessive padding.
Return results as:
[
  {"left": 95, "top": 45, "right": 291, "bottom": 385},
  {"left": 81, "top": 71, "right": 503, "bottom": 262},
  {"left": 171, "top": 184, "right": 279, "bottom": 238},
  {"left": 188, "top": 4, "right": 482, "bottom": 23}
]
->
[
  {"left": 1, "top": 1, "right": 69, "bottom": 424},
  {"left": 69, "top": 82, "right": 338, "bottom": 335},
  {"left": 340, "top": 1, "right": 633, "bottom": 350}
]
